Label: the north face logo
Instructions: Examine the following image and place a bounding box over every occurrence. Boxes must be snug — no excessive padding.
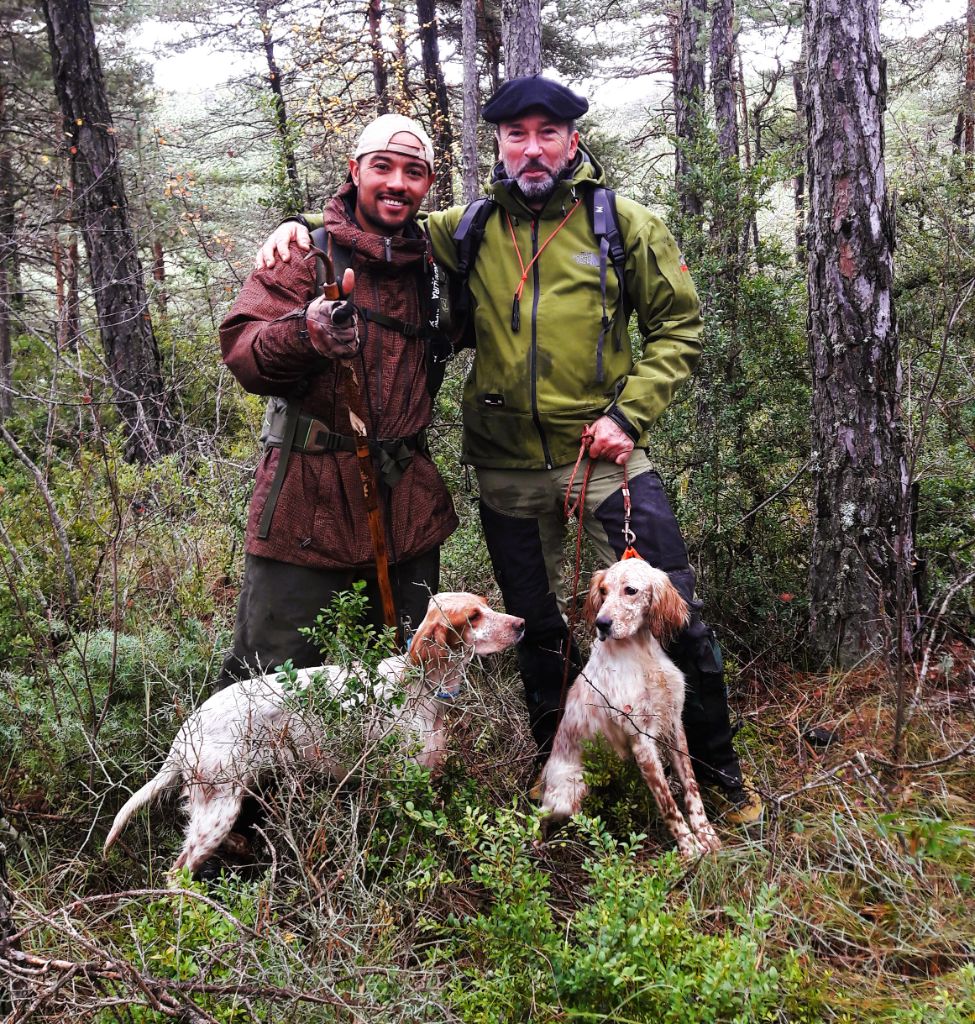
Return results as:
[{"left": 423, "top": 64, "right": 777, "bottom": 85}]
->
[{"left": 574, "top": 251, "right": 600, "bottom": 267}]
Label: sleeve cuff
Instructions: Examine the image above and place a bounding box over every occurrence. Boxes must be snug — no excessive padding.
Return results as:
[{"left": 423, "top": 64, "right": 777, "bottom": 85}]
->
[
  {"left": 605, "top": 405, "right": 641, "bottom": 442},
  {"left": 280, "top": 214, "right": 311, "bottom": 230}
]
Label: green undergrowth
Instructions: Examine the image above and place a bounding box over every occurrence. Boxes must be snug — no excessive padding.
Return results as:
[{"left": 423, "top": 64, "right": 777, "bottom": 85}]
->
[
  {"left": 6, "top": 592, "right": 974, "bottom": 1021},
  {"left": 2, "top": 346, "right": 974, "bottom": 1019}
]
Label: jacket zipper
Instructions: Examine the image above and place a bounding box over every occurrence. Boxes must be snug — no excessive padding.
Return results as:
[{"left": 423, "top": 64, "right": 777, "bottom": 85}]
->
[{"left": 529, "top": 218, "right": 554, "bottom": 469}]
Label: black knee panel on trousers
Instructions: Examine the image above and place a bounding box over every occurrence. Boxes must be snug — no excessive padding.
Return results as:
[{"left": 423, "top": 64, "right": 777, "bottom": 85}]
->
[{"left": 479, "top": 500, "right": 580, "bottom": 755}]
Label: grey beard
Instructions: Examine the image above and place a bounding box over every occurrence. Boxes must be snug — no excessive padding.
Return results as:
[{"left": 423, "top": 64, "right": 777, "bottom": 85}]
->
[{"left": 516, "top": 172, "right": 558, "bottom": 199}]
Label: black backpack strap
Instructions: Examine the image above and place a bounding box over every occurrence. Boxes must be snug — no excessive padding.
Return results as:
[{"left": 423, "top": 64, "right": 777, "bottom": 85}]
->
[
  {"left": 313, "top": 228, "right": 450, "bottom": 400},
  {"left": 587, "top": 186, "right": 629, "bottom": 383},
  {"left": 450, "top": 197, "right": 496, "bottom": 349},
  {"left": 257, "top": 397, "right": 300, "bottom": 539}
]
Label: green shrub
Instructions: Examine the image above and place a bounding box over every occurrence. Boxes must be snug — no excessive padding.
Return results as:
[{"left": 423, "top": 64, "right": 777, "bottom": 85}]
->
[
  {"left": 1, "top": 620, "right": 218, "bottom": 797},
  {"left": 414, "top": 807, "right": 800, "bottom": 1023}
]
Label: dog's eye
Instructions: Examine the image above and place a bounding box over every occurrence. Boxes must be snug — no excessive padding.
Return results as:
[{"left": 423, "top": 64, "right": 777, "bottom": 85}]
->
[
  {"left": 468, "top": 609, "right": 481, "bottom": 624},
  {"left": 599, "top": 586, "right": 608, "bottom": 596},
  {"left": 624, "top": 586, "right": 638, "bottom": 596}
]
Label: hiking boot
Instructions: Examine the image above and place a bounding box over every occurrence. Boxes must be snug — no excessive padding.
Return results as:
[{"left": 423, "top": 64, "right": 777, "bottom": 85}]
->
[{"left": 708, "top": 776, "right": 764, "bottom": 828}]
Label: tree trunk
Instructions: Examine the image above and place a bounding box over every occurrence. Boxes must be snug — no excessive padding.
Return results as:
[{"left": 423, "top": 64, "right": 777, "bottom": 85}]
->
[
  {"left": 151, "top": 238, "right": 167, "bottom": 318},
  {"left": 674, "top": 0, "right": 706, "bottom": 222},
  {"left": 0, "top": 75, "right": 21, "bottom": 315},
  {"left": 368, "top": 0, "right": 390, "bottom": 113},
  {"left": 0, "top": 255, "right": 9, "bottom": 421},
  {"left": 501, "top": 0, "right": 541, "bottom": 78},
  {"left": 965, "top": 0, "right": 975, "bottom": 158},
  {"left": 792, "top": 41, "right": 806, "bottom": 261},
  {"left": 805, "top": 0, "right": 912, "bottom": 667},
  {"left": 258, "top": 3, "right": 302, "bottom": 212},
  {"left": 737, "top": 43, "right": 759, "bottom": 253},
  {"left": 0, "top": 74, "right": 14, "bottom": 418},
  {"left": 483, "top": 0, "right": 502, "bottom": 96},
  {"left": 42, "top": 0, "right": 173, "bottom": 462},
  {"left": 389, "top": 4, "right": 409, "bottom": 110},
  {"left": 461, "top": 0, "right": 480, "bottom": 202},
  {"left": 415, "top": 0, "right": 454, "bottom": 209},
  {"left": 709, "top": 0, "right": 738, "bottom": 165},
  {"left": 709, "top": 0, "right": 739, "bottom": 265}
]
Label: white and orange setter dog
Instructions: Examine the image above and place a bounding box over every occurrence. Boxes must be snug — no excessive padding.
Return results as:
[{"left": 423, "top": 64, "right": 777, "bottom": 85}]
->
[
  {"left": 537, "top": 558, "right": 721, "bottom": 859},
  {"left": 105, "top": 593, "right": 524, "bottom": 874}
]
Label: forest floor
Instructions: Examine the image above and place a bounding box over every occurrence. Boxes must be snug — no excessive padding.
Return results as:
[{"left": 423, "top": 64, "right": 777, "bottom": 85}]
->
[{"left": 3, "top": 633, "right": 974, "bottom": 1022}]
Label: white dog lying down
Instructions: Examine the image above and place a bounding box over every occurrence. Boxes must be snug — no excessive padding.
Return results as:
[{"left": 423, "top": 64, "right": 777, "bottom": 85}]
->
[
  {"left": 104, "top": 593, "right": 524, "bottom": 874},
  {"left": 537, "top": 558, "right": 721, "bottom": 859}
]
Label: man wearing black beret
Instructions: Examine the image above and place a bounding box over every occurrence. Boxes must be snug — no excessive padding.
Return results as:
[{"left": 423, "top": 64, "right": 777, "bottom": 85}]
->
[{"left": 258, "top": 75, "right": 762, "bottom": 827}]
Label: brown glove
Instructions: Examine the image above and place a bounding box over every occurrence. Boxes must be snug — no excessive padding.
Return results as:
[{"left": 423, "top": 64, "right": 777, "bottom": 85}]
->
[{"left": 305, "top": 295, "right": 360, "bottom": 359}]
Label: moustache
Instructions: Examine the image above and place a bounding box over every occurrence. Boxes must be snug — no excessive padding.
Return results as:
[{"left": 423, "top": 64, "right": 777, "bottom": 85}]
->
[{"left": 516, "top": 160, "right": 554, "bottom": 176}]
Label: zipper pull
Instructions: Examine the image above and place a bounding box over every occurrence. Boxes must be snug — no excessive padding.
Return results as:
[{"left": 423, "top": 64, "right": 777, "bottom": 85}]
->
[
  {"left": 384, "top": 237, "right": 392, "bottom": 262},
  {"left": 511, "top": 295, "right": 521, "bottom": 332}
]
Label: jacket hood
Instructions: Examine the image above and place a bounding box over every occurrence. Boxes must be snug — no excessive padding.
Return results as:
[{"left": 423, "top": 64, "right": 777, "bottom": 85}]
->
[
  {"left": 322, "top": 182, "right": 430, "bottom": 269},
  {"left": 487, "top": 143, "right": 607, "bottom": 219}
]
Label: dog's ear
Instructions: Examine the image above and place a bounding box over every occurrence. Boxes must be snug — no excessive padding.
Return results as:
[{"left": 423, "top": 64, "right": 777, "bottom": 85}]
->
[
  {"left": 647, "top": 576, "right": 689, "bottom": 644},
  {"left": 584, "top": 569, "right": 606, "bottom": 628},
  {"left": 409, "top": 613, "right": 450, "bottom": 668}
]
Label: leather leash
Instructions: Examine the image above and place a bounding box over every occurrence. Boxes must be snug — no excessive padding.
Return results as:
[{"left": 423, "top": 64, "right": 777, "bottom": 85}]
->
[
  {"left": 560, "top": 434, "right": 644, "bottom": 710},
  {"left": 561, "top": 429, "right": 596, "bottom": 709}
]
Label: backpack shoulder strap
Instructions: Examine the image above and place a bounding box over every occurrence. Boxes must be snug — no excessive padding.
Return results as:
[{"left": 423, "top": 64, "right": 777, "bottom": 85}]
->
[
  {"left": 589, "top": 187, "right": 626, "bottom": 282},
  {"left": 584, "top": 186, "right": 629, "bottom": 383},
  {"left": 448, "top": 197, "right": 496, "bottom": 350},
  {"left": 452, "top": 197, "right": 495, "bottom": 276}
]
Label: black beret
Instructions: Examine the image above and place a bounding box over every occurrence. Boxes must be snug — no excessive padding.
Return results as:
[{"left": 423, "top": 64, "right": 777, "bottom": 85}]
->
[{"left": 481, "top": 74, "right": 589, "bottom": 124}]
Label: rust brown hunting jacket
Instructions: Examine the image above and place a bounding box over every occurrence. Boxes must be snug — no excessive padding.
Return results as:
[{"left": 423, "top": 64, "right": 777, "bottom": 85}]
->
[{"left": 220, "top": 183, "right": 457, "bottom": 570}]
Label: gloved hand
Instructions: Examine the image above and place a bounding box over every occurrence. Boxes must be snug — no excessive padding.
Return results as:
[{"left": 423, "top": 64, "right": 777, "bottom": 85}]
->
[{"left": 305, "top": 269, "right": 359, "bottom": 358}]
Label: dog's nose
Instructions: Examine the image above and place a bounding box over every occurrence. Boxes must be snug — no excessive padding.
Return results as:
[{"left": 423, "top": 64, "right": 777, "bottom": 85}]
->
[
  {"left": 514, "top": 621, "right": 526, "bottom": 641},
  {"left": 595, "top": 616, "right": 613, "bottom": 640}
]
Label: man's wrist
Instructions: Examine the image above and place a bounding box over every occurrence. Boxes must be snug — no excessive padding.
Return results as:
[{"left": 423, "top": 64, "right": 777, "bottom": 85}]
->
[{"left": 280, "top": 214, "right": 311, "bottom": 230}]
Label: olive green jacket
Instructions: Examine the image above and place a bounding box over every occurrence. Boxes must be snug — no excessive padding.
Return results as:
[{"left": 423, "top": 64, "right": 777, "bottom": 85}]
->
[{"left": 305, "top": 150, "right": 703, "bottom": 469}]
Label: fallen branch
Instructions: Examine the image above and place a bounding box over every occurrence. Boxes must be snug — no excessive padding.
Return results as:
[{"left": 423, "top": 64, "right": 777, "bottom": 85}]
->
[{"left": 1, "top": 946, "right": 365, "bottom": 1009}]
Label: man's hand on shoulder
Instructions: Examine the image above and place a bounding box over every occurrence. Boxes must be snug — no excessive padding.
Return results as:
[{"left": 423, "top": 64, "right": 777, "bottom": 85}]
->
[
  {"left": 256, "top": 221, "right": 312, "bottom": 270},
  {"left": 588, "top": 415, "right": 635, "bottom": 465}
]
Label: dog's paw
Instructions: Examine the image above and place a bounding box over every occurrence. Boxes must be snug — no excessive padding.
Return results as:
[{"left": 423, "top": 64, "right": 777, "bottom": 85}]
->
[
  {"left": 676, "top": 832, "right": 709, "bottom": 860},
  {"left": 695, "top": 823, "right": 722, "bottom": 854}
]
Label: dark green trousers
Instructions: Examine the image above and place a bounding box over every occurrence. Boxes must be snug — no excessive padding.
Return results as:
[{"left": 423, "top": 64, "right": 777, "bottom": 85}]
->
[{"left": 215, "top": 549, "right": 440, "bottom": 690}]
